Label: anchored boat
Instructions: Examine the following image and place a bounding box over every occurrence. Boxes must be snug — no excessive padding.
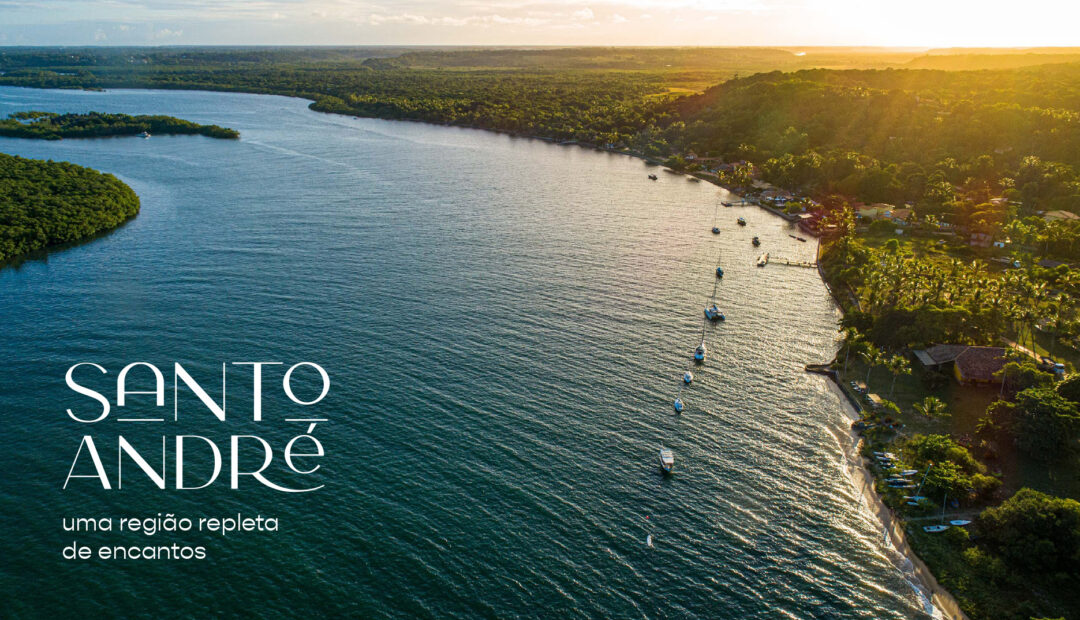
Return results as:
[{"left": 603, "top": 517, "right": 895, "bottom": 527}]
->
[
  {"left": 683, "top": 371, "right": 693, "bottom": 384},
  {"left": 694, "top": 341, "right": 707, "bottom": 363},
  {"left": 658, "top": 448, "right": 675, "bottom": 474},
  {"left": 715, "top": 266, "right": 724, "bottom": 278},
  {"left": 756, "top": 253, "right": 769, "bottom": 267},
  {"left": 704, "top": 304, "right": 725, "bottom": 321},
  {"left": 737, "top": 217, "right": 746, "bottom": 226},
  {"left": 752, "top": 236, "right": 760, "bottom": 247},
  {"left": 673, "top": 397, "right": 684, "bottom": 413}
]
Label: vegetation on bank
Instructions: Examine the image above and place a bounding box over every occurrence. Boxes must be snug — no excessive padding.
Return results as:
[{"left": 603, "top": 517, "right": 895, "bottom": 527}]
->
[
  {"left": 0, "top": 111, "right": 239, "bottom": 140},
  {"left": 0, "top": 152, "right": 139, "bottom": 262}
]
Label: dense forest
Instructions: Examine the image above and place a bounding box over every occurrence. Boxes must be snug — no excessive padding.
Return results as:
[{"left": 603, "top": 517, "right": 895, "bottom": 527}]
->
[
  {"left": 0, "top": 153, "right": 139, "bottom": 262},
  {"left": 0, "top": 111, "right": 239, "bottom": 140},
  {"left": 0, "top": 46, "right": 923, "bottom": 148}
]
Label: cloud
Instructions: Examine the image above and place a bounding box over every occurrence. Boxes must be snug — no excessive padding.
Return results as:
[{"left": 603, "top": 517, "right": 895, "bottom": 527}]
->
[
  {"left": 93, "top": 28, "right": 107, "bottom": 41},
  {"left": 612, "top": 13, "right": 627, "bottom": 23},
  {"left": 153, "top": 27, "right": 182, "bottom": 39},
  {"left": 570, "top": 7, "right": 594, "bottom": 20}
]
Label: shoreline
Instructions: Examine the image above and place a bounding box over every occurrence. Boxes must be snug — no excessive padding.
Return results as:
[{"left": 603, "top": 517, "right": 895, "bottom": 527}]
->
[{"left": 826, "top": 380, "right": 969, "bottom": 620}]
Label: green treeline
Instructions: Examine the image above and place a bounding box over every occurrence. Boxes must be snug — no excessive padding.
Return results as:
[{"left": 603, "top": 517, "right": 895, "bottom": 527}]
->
[
  {"left": 0, "top": 153, "right": 140, "bottom": 262},
  {"left": 664, "top": 65, "right": 1080, "bottom": 211},
  {"left": 0, "top": 111, "right": 239, "bottom": 140}
]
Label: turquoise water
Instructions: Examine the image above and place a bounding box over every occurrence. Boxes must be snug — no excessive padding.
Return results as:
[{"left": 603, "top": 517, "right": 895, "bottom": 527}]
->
[{"left": 0, "top": 86, "right": 930, "bottom": 618}]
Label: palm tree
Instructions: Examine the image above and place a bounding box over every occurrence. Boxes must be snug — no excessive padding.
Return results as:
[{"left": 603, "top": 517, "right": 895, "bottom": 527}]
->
[
  {"left": 860, "top": 345, "right": 885, "bottom": 391},
  {"left": 841, "top": 327, "right": 863, "bottom": 377},
  {"left": 913, "top": 396, "right": 949, "bottom": 419},
  {"left": 886, "top": 355, "right": 912, "bottom": 400}
]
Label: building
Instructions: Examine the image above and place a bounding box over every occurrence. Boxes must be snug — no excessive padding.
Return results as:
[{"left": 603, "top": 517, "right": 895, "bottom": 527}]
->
[
  {"left": 1044, "top": 210, "right": 1080, "bottom": 223},
  {"left": 886, "top": 207, "right": 912, "bottom": 224},
  {"left": 969, "top": 232, "right": 993, "bottom": 248},
  {"left": 856, "top": 205, "right": 889, "bottom": 220},
  {"left": 913, "top": 344, "right": 1007, "bottom": 385}
]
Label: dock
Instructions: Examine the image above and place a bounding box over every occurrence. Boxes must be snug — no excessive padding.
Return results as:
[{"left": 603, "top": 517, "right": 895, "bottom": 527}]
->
[{"left": 769, "top": 256, "right": 817, "bottom": 268}]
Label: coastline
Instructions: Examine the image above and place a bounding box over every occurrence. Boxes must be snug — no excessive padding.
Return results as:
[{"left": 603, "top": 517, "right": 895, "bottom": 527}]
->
[{"left": 827, "top": 379, "right": 970, "bottom": 620}]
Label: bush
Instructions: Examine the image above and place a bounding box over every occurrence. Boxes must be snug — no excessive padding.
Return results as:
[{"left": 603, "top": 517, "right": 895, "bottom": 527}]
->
[{"left": 976, "top": 488, "right": 1080, "bottom": 574}]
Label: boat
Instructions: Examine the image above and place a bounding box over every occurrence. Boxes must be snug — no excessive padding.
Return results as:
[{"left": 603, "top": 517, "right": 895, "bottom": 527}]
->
[
  {"left": 704, "top": 304, "right": 724, "bottom": 321},
  {"left": 658, "top": 448, "right": 675, "bottom": 474},
  {"left": 715, "top": 267, "right": 724, "bottom": 278},
  {"left": 949, "top": 520, "right": 972, "bottom": 527},
  {"left": 756, "top": 253, "right": 769, "bottom": 267},
  {"left": 140, "top": 131, "right": 151, "bottom": 139},
  {"left": 673, "top": 397, "right": 684, "bottom": 413},
  {"left": 683, "top": 371, "right": 693, "bottom": 385},
  {"left": 711, "top": 227, "right": 721, "bottom": 234},
  {"left": 796, "top": 237, "right": 807, "bottom": 242},
  {"left": 904, "top": 495, "right": 927, "bottom": 502},
  {"left": 721, "top": 201, "right": 733, "bottom": 207},
  {"left": 689, "top": 177, "right": 700, "bottom": 182},
  {"left": 873, "top": 452, "right": 897, "bottom": 459},
  {"left": 737, "top": 217, "right": 746, "bottom": 226},
  {"left": 897, "top": 470, "right": 918, "bottom": 477},
  {"left": 789, "top": 234, "right": 798, "bottom": 240},
  {"left": 694, "top": 342, "right": 707, "bottom": 362},
  {"left": 923, "top": 525, "right": 949, "bottom": 533},
  {"left": 648, "top": 174, "right": 658, "bottom": 180},
  {"left": 752, "top": 236, "right": 760, "bottom": 247},
  {"left": 646, "top": 534, "right": 654, "bottom": 547}
]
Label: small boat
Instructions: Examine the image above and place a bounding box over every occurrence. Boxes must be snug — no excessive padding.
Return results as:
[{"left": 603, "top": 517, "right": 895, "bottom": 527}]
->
[
  {"left": 673, "top": 398, "right": 684, "bottom": 413},
  {"left": 923, "top": 525, "right": 949, "bottom": 533},
  {"left": 140, "top": 131, "right": 151, "bottom": 139},
  {"left": 897, "top": 470, "right": 918, "bottom": 477},
  {"left": 648, "top": 174, "right": 658, "bottom": 180},
  {"left": 646, "top": 534, "right": 654, "bottom": 547},
  {"left": 752, "top": 236, "right": 760, "bottom": 247},
  {"left": 704, "top": 304, "right": 724, "bottom": 321},
  {"left": 949, "top": 520, "right": 972, "bottom": 527},
  {"left": 721, "top": 201, "right": 733, "bottom": 207},
  {"left": 789, "top": 234, "right": 798, "bottom": 240},
  {"left": 873, "top": 452, "right": 897, "bottom": 459},
  {"left": 711, "top": 227, "right": 721, "bottom": 234},
  {"left": 796, "top": 237, "right": 807, "bottom": 242},
  {"left": 694, "top": 342, "right": 707, "bottom": 362},
  {"left": 904, "top": 495, "right": 927, "bottom": 502},
  {"left": 659, "top": 448, "right": 675, "bottom": 474},
  {"left": 683, "top": 371, "right": 693, "bottom": 385},
  {"left": 737, "top": 217, "right": 746, "bottom": 226},
  {"left": 715, "top": 267, "right": 724, "bottom": 278},
  {"left": 756, "top": 253, "right": 769, "bottom": 267}
]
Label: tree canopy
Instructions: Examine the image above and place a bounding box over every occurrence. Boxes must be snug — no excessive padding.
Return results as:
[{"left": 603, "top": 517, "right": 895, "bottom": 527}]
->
[{"left": 0, "top": 153, "right": 139, "bottom": 263}]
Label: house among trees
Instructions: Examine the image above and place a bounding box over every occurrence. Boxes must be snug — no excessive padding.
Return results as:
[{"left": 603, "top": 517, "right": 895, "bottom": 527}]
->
[
  {"left": 913, "top": 344, "right": 1008, "bottom": 385},
  {"left": 1043, "top": 210, "right": 1079, "bottom": 222}
]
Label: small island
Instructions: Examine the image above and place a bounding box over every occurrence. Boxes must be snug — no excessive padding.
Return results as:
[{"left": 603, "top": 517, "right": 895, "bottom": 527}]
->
[
  {"left": 0, "top": 152, "right": 140, "bottom": 262},
  {"left": 0, "top": 111, "right": 239, "bottom": 140}
]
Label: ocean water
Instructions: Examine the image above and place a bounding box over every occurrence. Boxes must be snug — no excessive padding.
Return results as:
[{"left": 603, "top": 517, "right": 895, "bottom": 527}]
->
[{"left": 0, "top": 86, "right": 931, "bottom": 618}]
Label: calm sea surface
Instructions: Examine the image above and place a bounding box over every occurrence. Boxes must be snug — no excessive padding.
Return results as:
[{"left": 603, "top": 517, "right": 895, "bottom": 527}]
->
[{"left": 0, "top": 86, "right": 932, "bottom": 618}]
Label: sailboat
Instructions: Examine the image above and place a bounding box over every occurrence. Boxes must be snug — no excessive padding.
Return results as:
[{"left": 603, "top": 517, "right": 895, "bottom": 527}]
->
[
  {"left": 704, "top": 304, "right": 724, "bottom": 321},
  {"left": 923, "top": 493, "right": 951, "bottom": 533},
  {"left": 694, "top": 341, "right": 707, "bottom": 362}
]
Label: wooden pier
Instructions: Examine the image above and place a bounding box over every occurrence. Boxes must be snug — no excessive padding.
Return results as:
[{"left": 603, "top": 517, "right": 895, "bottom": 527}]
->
[{"left": 770, "top": 256, "right": 818, "bottom": 268}]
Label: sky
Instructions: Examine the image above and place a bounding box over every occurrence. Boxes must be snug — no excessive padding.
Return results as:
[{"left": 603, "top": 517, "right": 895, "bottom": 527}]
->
[{"left": 1, "top": 0, "right": 1078, "bottom": 47}]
